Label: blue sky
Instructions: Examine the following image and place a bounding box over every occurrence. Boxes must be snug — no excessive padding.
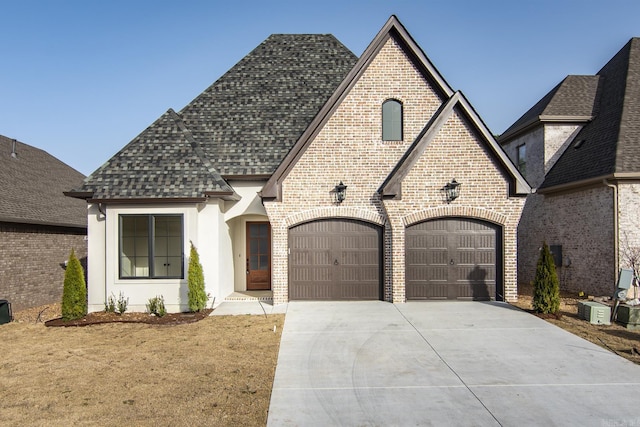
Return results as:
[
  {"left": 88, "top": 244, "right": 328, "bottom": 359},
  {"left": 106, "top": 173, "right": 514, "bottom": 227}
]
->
[{"left": 2, "top": 0, "right": 640, "bottom": 175}]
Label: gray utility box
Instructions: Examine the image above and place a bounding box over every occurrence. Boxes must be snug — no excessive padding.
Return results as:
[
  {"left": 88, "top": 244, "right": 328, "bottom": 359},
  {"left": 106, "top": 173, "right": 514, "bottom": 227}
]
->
[
  {"left": 577, "top": 301, "right": 611, "bottom": 325},
  {"left": 0, "top": 300, "right": 12, "bottom": 325},
  {"left": 616, "top": 305, "right": 640, "bottom": 330}
]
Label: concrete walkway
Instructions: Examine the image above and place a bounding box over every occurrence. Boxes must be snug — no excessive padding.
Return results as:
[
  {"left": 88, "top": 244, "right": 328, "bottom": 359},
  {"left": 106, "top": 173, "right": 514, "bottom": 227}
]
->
[{"left": 267, "top": 301, "right": 640, "bottom": 426}]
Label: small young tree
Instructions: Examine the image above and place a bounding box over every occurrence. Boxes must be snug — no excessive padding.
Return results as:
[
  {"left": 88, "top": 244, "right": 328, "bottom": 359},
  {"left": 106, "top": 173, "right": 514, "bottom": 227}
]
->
[
  {"left": 61, "top": 249, "right": 87, "bottom": 320},
  {"left": 532, "top": 242, "right": 560, "bottom": 314},
  {"left": 188, "top": 242, "right": 207, "bottom": 312}
]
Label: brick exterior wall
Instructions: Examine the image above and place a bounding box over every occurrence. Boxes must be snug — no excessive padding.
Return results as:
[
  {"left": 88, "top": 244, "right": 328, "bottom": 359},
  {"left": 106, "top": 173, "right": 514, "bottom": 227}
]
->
[
  {"left": 517, "top": 187, "right": 615, "bottom": 295},
  {"left": 264, "top": 37, "right": 525, "bottom": 304},
  {"left": 0, "top": 222, "right": 87, "bottom": 311},
  {"left": 617, "top": 182, "right": 640, "bottom": 298},
  {"left": 502, "top": 124, "right": 622, "bottom": 296}
]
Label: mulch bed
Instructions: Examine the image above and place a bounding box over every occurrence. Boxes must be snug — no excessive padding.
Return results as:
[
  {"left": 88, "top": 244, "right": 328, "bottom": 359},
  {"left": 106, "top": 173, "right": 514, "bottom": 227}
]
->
[{"left": 45, "top": 309, "right": 213, "bottom": 327}]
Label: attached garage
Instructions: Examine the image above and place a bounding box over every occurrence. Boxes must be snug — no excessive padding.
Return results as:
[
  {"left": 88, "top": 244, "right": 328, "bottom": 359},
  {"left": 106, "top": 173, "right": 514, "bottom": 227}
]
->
[
  {"left": 289, "top": 219, "right": 382, "bottom": 300},
  {"left": 406, "top": 218, "right": 502, "bottom": 301}
]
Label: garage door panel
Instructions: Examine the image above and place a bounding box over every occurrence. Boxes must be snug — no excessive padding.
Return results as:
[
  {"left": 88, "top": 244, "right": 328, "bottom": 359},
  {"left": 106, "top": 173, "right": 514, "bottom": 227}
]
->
[
  {"left": 406, "top": 218, "right": 499, "bottom": 301},
  {"left": 291, "top": 283, "right": 332, "bottom": 300},
  {"left": 289, "top": 219, "right": 382, "bottom": 300}
]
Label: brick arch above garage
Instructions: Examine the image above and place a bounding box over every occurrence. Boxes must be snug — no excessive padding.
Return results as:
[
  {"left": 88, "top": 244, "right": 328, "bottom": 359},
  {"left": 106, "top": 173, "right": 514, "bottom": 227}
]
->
[
  {"left": 402, "top": 206, "right": 507, "bottom": 228},
  {"left": 284, "top": 206, "right": 387, "bottom": 228}
]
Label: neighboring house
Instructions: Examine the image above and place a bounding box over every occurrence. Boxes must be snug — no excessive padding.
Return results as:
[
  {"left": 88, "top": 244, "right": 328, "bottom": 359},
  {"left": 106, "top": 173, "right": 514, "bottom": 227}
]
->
[
  {"left": 67, "top": 16, "right": 529, "bottom": 313},
  {"left": 0, "top": 135, "right": 87, "bottom": 311},
  {"left": 500, "top": 38, "right": 640, "bottom": 296}
]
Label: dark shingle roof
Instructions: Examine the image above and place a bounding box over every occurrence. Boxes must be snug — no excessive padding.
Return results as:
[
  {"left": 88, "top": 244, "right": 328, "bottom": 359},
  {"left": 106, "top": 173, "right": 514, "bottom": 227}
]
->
[
  {"left": 74, "top": 34, "right": 357, "bottom": 199},
  {"left": 500, "top": 75, "right": 600, "bottom": 142},
  {"left": 541, "top": 38, "right": 640, "bottom": 189},
  {"left": 77, "top": 110, "right": 233, "bottom": 199},
  {"left": 180, "top": 34, "right": 358, "bottom": 176},
  {"left": 0, "top": 135, "right": 87, "bottom": 228}
]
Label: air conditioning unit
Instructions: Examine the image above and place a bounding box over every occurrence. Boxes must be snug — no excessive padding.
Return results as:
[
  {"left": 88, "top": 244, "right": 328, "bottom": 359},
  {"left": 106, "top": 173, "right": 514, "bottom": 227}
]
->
[{"left": 578, "top": 301, "right": 611, "bottom": 325}]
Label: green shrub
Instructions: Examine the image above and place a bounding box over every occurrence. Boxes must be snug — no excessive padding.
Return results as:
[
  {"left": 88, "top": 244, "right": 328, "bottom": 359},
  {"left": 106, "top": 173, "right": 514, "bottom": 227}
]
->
[
  {"left": 532, "top": 242, "right": 560, "bottom": 314},
  {"left": 105, "top": 293, "right": 116, "bottom": 313},
  {"left": 61, "top": 249, "right": 87, "bottom": 321},
  {"left": 147, "top": 295, "right": 167, "bottom": 317},
  {"left": 188, "top": 242, "right": 207, "bottom": 312},
  {"left": 116, "top": 292, "right": 129, "bottom": 314}
]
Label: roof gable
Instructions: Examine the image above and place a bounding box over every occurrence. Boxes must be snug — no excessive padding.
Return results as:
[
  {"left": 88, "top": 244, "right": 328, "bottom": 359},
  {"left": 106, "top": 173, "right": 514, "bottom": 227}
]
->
[
  {"left": 541, "top": 38, "right": 640, "bottom": 190},
  {"left": 261, "top": 15, "right": 455, "bottom": 200},
  {"left": 0, "top": 135, "right": 87, "bottom": 228},
  {"left": 380, "top": 92, "right": 530, "bottom": 198},
  {"left": 500, "top": 75, "right": 600, "bottom": 143}
]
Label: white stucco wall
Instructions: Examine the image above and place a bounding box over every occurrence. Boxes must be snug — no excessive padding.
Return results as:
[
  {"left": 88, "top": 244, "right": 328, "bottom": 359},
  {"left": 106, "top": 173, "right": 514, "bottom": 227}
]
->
[
  {"left": 224, "top": 181, "right": 269, "bottom": 292},
  {"left": 86, "top": 182, "right": 270, "bottom": 313},
  {"left": 87, "top": 203, "right": 106, "bottom": 312}
]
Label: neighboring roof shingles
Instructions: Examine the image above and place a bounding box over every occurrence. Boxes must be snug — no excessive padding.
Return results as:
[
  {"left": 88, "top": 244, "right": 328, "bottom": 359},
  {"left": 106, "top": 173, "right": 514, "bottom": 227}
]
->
[
  {"left": 500, "top": 75, "right": 600, "bottom": 142},
  {"left": 0, "top": 135, "right": 87, "bottom": 228},
  {"left": 541, "top": 38, "right": 640, "bottom": 189},
  {"left": 74, "top": 34, "right": 357, "bottom": 199}
]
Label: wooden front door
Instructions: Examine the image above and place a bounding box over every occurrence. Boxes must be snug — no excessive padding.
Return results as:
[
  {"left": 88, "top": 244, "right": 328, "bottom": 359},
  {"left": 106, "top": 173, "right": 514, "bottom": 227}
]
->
[{"left": 246, "top": 222, "right": 271, "bottom": 290}]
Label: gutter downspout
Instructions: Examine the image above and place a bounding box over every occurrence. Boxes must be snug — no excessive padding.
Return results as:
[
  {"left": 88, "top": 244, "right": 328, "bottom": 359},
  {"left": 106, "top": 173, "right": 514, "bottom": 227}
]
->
[{"left": 603, "top": 179, "right": 619, "bottom": 286}]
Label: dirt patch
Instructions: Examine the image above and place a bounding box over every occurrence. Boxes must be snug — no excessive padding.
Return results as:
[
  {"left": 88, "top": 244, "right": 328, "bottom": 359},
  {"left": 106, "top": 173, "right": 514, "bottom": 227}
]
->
[
  {"left": 45, "top": 309, "right": 213, "bottom": 327},
  {"left": 512, "top": 284, "right": 640, "bottom": 365},
  {"left": 2, "top": 304, "right": 284, "bottom": 426}
]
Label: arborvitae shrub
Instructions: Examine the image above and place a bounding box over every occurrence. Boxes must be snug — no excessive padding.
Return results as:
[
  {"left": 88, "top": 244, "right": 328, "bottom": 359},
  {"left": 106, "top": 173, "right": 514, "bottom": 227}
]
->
[
  {"left": 188, "top": 242, "right": 207, "bottom": 312},
  {"left": 532, "top": 242, "right": 560, "bottom": 314},
  {"left": 61, "top": 249, "right": 87, "bottom": 321}
]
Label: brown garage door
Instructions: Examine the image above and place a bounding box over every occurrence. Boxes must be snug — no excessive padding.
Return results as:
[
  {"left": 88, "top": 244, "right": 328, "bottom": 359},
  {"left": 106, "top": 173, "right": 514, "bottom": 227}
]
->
[
  {"left": 406, "top": 218, "right": 501, "bottom": 300},
  {"left": 289, "top": 219, "right": 382, "bottom": 300}
]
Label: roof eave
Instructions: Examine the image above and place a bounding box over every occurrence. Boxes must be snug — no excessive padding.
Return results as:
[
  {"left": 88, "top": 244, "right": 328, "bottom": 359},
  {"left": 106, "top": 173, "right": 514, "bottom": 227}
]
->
[
  {"left": 64, "top": 191, "right": 95, "bottom": 200},
  {"left": 539, "top": 172, "right": 640, "bottom": 194},
  {"left": 204, "top": 191, "right": 241, "bottom": 201},
  {"left": 499, "top": 115, "right": 592, "bottom": 144},
  {"left": 0, "top": 216, "right": 87, "bottom": 230},
  {"left": 86, "top": 197, "right": 209, "bottom": 204}
]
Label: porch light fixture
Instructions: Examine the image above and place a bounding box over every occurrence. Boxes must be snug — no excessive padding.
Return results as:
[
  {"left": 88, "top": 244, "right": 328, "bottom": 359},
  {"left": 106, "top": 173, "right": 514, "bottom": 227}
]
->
[
  {"left": 443, "top": 179, "right": 461, "bottom": 203},
  {"left": 333, "top": 181, "right": 348, "bottom": 204}
]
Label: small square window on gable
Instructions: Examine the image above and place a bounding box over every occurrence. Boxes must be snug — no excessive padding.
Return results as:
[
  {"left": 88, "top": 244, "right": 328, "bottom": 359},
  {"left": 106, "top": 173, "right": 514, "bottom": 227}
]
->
[{"left": 382, "top": 99, "right": 403, "bottom": 141}]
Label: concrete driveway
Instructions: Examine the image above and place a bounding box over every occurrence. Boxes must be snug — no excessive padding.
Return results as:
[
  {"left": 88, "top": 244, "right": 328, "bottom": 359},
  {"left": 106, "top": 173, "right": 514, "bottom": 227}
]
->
[{"left": 267, "top": 301, "right": 640, "bottom": 426}]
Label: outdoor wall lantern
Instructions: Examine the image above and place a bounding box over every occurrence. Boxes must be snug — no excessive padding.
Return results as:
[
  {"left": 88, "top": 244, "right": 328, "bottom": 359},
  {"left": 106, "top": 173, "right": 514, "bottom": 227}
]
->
[
  {"left": 333, "top": 181, "right": 348, "bottom": 204},
  {"left": 443, "top": 178, "right": 461, "bottom": 203}
]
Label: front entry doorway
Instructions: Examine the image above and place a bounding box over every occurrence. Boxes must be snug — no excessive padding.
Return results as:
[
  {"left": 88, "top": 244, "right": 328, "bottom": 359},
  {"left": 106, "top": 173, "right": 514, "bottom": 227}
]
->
[{"left": 246, "top": 222, "right": 271, "bottom": 290}]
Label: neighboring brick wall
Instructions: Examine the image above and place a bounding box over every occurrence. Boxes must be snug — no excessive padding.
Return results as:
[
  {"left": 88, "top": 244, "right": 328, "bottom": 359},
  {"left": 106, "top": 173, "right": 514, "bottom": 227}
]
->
[
  {"left": 264, "top": 36, "right": 525, "bottom": 303},
  {"left": 617, "top": 182, "right": 640, "bottom": 291},
  {"left": 503, "top": 123, "right": 617, "bottom": 296},
  {"left": 0, "top": 222, "right": 87, "bottom": 311},
  {"left": 517, "top": 186, "right": 615, "bottom": 296},
  {"left": 502, "top": 127, "right": 544, "bottom": 188},
  {"left": 502, "top": 124, "right": 580, "bottom": 189}
]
